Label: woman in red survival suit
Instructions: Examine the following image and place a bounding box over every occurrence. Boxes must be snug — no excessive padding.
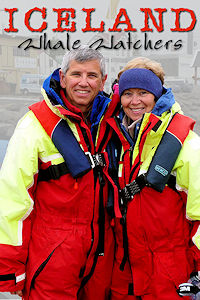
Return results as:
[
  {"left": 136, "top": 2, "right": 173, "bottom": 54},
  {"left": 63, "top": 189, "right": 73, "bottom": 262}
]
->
[{"left": 105, "top": 57, "right": 200, "bottom": 300}]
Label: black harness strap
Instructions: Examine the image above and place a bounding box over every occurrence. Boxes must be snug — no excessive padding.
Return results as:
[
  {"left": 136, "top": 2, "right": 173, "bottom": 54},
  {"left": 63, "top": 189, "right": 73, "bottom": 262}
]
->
[
  {"left": 120, "top": 216, "right": 129, "bottom": 271},
  {"left": 119, "top": 174, "right": 147, "bottom": 206},
  {"left": 0, "top": 274, "right": 15, "bottom": 282},
  {"left": 97, "top": 170, "right": 106, "bottom": 256},
  {"left": 38, "top": 162, "right": 69, "bottom": 181},
  {"left": 38, "top": 153, "right": 106, "bottom": 182},
  {"left": 128, "top": 283, "right": 134, "bottom": 295}
]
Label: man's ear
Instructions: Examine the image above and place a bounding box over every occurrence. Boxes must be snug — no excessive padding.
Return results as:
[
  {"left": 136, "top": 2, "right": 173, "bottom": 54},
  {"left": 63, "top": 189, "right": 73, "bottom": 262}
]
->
[
  {"left": 59, "top": 69, "right": 66, "bottom": 89},
  {"left": 100, "top": 74, "right": 107, "bottom": 91}
]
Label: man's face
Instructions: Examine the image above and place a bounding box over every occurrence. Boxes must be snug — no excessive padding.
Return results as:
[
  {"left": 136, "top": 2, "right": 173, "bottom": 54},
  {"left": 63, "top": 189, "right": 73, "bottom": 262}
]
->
[{"left": 59, "top": 59, "right": 107, "bottom": 114}]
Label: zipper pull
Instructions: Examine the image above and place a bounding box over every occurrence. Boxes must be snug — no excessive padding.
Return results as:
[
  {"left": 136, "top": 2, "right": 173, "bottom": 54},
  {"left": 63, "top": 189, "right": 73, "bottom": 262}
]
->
[{"left": 74, "top": 180, "right": 78, "bottom": 190}]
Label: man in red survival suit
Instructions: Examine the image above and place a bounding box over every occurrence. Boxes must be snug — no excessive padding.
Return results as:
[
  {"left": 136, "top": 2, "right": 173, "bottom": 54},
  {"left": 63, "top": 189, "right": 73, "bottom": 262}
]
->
[{"left": 0, "top": 45, "right": 115, "bottom": 300}]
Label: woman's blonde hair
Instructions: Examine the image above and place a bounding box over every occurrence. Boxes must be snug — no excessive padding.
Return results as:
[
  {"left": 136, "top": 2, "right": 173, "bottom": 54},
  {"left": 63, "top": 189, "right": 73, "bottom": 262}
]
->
[{"left": 118, "top": 57, "right": 165, "bottom": 84}]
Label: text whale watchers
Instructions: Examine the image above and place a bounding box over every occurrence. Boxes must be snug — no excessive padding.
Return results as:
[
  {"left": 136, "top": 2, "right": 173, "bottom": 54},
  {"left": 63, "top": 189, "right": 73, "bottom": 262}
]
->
[{"left": 17, "top": 32, "right": 183, "bottom": 51}]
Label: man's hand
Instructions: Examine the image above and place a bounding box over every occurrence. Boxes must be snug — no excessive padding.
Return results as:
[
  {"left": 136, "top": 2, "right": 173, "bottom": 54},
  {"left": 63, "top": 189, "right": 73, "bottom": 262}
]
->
[{"left": 10, "top": 290, "right": 23, "bottom": 297}]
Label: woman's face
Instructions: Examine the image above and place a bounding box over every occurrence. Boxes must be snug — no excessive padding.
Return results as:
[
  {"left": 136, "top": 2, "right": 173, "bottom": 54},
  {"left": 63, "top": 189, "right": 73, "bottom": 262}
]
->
[{"left": 121, "top": 88, "right": 156, "bottom": 121}]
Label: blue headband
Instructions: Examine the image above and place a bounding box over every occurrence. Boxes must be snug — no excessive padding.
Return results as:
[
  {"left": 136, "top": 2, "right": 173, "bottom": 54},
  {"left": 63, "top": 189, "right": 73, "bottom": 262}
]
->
[{"left": 119, "top": 68, "right": 163, "bottom": 99}]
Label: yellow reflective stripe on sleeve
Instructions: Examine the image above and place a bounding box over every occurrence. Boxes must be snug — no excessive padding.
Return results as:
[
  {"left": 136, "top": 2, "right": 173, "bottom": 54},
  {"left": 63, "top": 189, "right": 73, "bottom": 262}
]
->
[
  {"left": 118, "top": 149, "right": 124, "bottom": 178},
  {"left": 175, "top": 183, "right": 188, "bottom": 194},
  {"left": 192, "top": 225, "right": 200, "bottom": 250},
  {"left": 40, "top": 153, "right": 63, "bottom": 163},
  {"left": 0, "top": 113, "right": 40, "bottom": 245},
  {"left": 17, "top": 192, "right": 34, "bottom": 246},
  {"left": 188, "top": 136, "right": 200, "bottom": 150},
  {"left": 174, "top": 131, "right": 200, "bottom": 221},
  {"left": 16, "top": 273, "right": 26, "bottom": 283},
  {"left": 95, "top": 114, "right": 105, "bottom": 147},
  {"left": 17, "top": 221, "right": 23, "bottom": 246}
]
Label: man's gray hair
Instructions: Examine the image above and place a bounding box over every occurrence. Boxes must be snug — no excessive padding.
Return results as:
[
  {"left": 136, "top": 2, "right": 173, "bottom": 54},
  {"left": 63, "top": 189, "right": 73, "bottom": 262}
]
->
[{"left": 60, "top": 45, "right": 106, "bottom": 77}]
